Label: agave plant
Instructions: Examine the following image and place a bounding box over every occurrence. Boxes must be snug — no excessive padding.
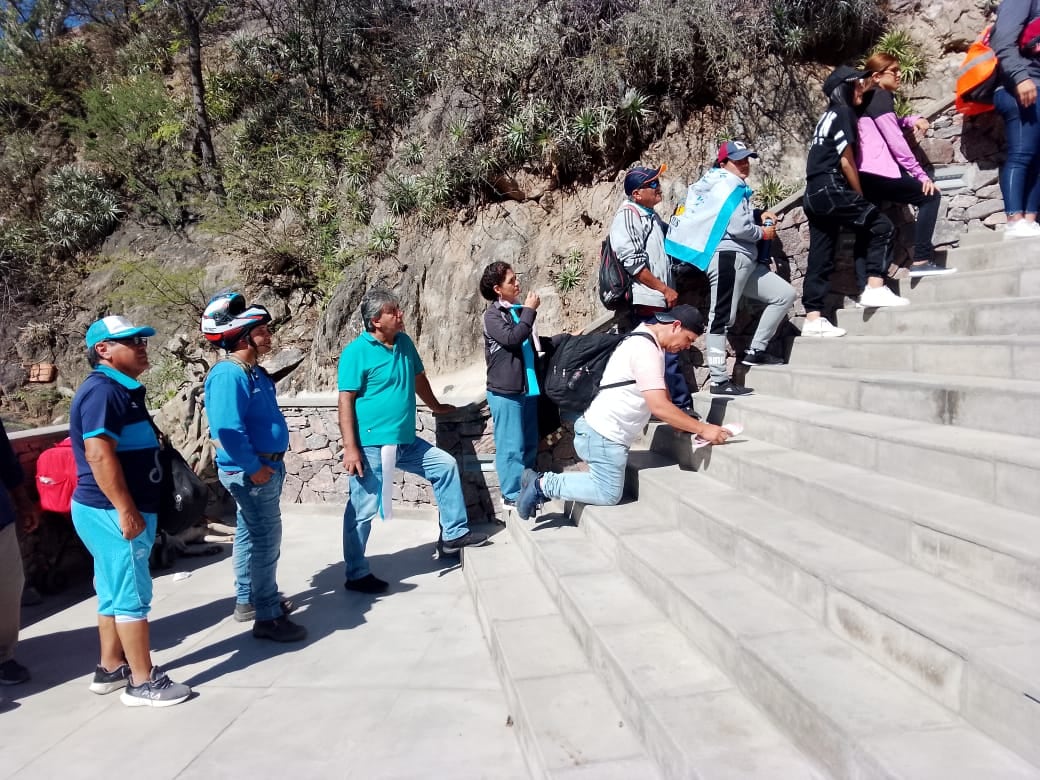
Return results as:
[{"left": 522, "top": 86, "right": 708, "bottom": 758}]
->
[
  {"left": 403, "top": 140, "right": 424, "bottom": 166},
  {"left": 41, "top": 166, "right": 121, "bottom": 251},
  {"left": 502, "top": 115, "right": 531, "bottom": 160},
  {"left": 571, "top": 106, "right": 615, "bottom": 150},
  {"left": 618, "top": 87, "right": 653, "bottom": 127},
  {"left": 870, "top": 29, "right": 927, "bottom": 86},
  {"left": 367, "top": 219, "right": 399, "bottom": 255}
]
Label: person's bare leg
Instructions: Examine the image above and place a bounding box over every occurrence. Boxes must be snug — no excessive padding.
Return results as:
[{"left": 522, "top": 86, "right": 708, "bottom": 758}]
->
[
  {"left": 113, "top": 619, "right": 153, "bottom": 685},
  {"left": 97, "top": 615, "right": 126, "bottom": 672}
]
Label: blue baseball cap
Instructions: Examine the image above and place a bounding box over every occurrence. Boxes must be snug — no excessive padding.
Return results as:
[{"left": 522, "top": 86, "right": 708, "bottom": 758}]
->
[
  {"left": 85, "top": 315, "right": 156, "bottom": 349},
  {"left": 624, "top": 164, "right": 667, "bottom": 196},
  {"left": 717, "top": 140, "right": 759, "bottom": 163}
]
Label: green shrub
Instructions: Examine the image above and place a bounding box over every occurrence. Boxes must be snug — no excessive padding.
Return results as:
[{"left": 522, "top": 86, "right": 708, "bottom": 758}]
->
[
  {"left": 41, "top": 166, "right": 121, "bottom": 251},
  {"left": 69, "top": 73, "right": 197, "bottom": 226},
  {"left": 98, "top": 255, "right": 207, "bottom": 330}
]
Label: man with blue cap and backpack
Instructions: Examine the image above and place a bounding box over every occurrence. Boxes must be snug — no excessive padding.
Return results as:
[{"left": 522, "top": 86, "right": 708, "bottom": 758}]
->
[
  {"left": 610, "top": 164, "right": 696, "bottom": 412},
  {"left": 517, "top": 305, "right": 731, "bottom": 521}
]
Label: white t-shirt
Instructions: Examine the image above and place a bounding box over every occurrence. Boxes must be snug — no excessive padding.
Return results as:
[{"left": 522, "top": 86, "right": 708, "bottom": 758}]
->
[{"left": 583, "top": 325, "right": 666, "bottom": 446}]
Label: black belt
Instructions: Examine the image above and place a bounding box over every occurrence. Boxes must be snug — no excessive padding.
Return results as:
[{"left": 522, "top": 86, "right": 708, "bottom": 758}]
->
[{"left": 258, "top": 452, "right": 285, "bottom": 462}]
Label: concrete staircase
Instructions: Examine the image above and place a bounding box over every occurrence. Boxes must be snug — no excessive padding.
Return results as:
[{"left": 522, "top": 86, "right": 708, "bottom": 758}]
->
[{"left": 464, "top": 232, "right": 1040, "bottom": 779}]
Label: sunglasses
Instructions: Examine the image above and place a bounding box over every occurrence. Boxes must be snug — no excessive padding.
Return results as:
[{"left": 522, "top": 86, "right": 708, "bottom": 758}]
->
[
  {"left": 107, "top": 336, "right": 148, "bottom": 346},
  {"left": 641, "top": 180, "right": 660, "bottom": 190}
]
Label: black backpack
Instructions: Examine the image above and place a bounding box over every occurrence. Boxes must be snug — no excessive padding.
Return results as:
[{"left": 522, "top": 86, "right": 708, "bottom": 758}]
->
[
  {"left": 598, "top": 237, "right": 632, "bottom": 311},
  {"left": 598, "top": 203, "right": 650, "bottom": 311},
  {"left": 147, "top": 417, "right": 209, "bottom": 535},
  {"left": 543, "top": 331, "right": 656, "bottom": 414}
]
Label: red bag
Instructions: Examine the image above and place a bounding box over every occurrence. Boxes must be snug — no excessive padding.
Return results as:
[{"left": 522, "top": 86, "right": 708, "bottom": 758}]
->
[
  {"left": 35, "top": 437, "right": 77, "bottom": 514},
  {"left": 1020, "top": 16, "right": 1040, "bottom": 55}
]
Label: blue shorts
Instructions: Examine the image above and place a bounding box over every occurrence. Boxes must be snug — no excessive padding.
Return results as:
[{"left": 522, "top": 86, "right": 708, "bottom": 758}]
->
[{"left": 71, "top": 500, "right": 156, "bottom": 620}]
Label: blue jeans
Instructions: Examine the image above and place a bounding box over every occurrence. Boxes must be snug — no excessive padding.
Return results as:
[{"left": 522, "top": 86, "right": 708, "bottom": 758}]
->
[
  {"left": 540, "top": 417, "right": 629, "bottom": 507},
  {"left": 219, "top": 465, "right": 285, "bottom": 622},
  {"left": 487, "top": 390, "right": 538, "bottom": 501},
  {"left": 342, "top": 439, "right": 469, "bottom": 581},
  {"left": 996, "top": 86, "right": 1040, "bottom": 216}
]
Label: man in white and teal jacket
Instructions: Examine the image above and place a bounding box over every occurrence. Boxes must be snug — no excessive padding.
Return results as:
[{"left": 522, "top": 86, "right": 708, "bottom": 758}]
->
[{"left": 665, "top": 141, "right": 795, "bottom": 398}]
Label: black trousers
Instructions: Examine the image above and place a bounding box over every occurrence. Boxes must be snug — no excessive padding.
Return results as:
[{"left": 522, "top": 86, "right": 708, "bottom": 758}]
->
[
  {"left": 860, "top": 170, "right": 941, "bottom": 263},
  {"left": 803, "top": 175, "right": 894, "bottom": 314}
]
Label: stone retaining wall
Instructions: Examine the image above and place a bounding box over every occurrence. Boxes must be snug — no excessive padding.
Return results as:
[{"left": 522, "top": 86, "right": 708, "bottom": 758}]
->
[{"left": 278, "top": 397, "right": 580, "bottom": 522}]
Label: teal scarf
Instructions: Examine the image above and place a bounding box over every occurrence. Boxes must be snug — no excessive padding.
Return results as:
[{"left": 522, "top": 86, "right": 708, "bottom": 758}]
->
[{"left": 508, "top": 305, "right": 540, "bottom": 397}]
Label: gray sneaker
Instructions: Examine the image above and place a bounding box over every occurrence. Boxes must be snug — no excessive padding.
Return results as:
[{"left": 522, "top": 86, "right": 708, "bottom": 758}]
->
[
  {"left": 120, "top": 667, "right": 191, "bottom": 708},
  {"left": 89, "top": 663, "right": 131, "bottom": 695}
]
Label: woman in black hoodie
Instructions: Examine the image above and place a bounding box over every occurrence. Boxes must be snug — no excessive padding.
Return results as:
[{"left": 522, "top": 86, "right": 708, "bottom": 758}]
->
[{"left": 480, "top": 262, "right": 541, "bottom": 506}]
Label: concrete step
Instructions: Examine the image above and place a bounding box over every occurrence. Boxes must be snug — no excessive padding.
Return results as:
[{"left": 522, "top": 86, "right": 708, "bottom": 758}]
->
[
  {"left": 569, "top": 501, "right": 1040, "bottom": 779},
  {"left": 597, "top": 462, "right": 1040, "bottom": 768},
  {"left": 944, "top": 235, "right": 1040, "bottom": 270},
  {"left": 828, "top": 295, "right": 1040, "bottom": 339},
  {"left": 462, "top": 534, "right": 662, "bottom": 778},
  {"left": 832, "top": 296, "right": 1040, "bottom": 337},
  {"left": 956, "top": 229, "right": 1003, "bottom": 248},
  {"left": 888, "top": 265, "right": 1040, "bottom": 304},
  {"left": 639, "top": 429, "right": 1040, "bottom": 618},
  {"left": 685, "top": 393, "right": 1040, "bottom": 516},
  {"left": 788, "top": 334, "right": 1040, "bottom": 381},
  {"left": 723, "top": 364, "right": 1040, "bottom": 438},
  {"left": 505, "top": 515, "right": 829, "bottom": 779}
]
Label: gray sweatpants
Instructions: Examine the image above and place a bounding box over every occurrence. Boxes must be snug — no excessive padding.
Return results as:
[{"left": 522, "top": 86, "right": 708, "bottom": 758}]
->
[{"left": 706, "top": 250, "right": 796, "bottom": 384}]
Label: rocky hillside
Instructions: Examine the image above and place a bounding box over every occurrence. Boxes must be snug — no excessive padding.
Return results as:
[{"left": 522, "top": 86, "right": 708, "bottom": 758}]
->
[{"left": 0, "top": 0, "right": 990, "bottom": 424}]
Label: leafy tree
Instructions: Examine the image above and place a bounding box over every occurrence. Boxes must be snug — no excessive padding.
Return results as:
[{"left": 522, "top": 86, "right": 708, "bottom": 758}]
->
[
  {"left": 69, "top": 72, "right": 198, "bottom": 225},
  {"left": 166, "top": 0, "right": 224, "bottom": 194}
]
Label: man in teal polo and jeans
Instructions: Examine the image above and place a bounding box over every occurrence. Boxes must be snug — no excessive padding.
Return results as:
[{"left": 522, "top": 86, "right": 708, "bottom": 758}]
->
[{"left": 337, "top": 289, "right": 489, "bottom": 594}]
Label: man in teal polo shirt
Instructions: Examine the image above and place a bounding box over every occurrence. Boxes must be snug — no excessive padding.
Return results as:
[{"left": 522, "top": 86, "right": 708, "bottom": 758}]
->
[{"left": 337, "top": 289, "right": 488, "bottom": 593}]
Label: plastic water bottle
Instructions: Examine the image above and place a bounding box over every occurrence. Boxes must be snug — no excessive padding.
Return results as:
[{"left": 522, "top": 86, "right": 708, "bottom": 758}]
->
[{"left": 758, "top": 219, "right": 774, "bottom": 265}]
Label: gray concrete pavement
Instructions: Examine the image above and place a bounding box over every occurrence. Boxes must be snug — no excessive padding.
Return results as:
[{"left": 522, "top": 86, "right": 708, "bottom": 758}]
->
[{"left": 2, "top": 506, "right": 528, "bottom": 780}]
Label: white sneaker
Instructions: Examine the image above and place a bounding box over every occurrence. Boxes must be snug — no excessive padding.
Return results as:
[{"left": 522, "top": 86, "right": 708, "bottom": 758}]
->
[
  {"left": 858, "top": 285, "right": 910, "bottom": 308},
  {"left": 800, "top": 317, "right": 846, "bottom": 338},
  {"left": 1003, "top": 219, "right": 1040, "bottom": 240}
]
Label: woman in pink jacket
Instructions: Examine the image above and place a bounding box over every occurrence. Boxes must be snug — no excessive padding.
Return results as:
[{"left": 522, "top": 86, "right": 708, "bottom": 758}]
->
[{"left": 856, "top": 52, "right": 956, "bottom": 278}]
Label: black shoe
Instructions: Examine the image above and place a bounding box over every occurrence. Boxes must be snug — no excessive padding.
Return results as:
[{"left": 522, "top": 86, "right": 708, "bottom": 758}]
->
[
  {"left": 0, "top": 659, "right": 30, "bottom": 685},
  {"left": 742, "top": 349, "right": 785, "bottom": 367},
  {"left": 710, "top": 380, "right": 754, "bottom": 397},
  {"left": 233, "top": 597, "right": 295, "bottom": 622},
  {"left": 516, "top": 470, "right": 545, "bottom": 520},
  {"left": 344, "top": 573, "right": 390, "bottom": 594},
  {"left": 253, "top": 616, "right": 307, "bottom": 642},
  {"left": 439, "top": 531, "right": 490, "bottom": 555}
]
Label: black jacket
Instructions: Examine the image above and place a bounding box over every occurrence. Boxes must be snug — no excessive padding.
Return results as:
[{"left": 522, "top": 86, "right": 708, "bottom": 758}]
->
[{"left": 483, "top": 301, "right": 537, "bottom": 395}]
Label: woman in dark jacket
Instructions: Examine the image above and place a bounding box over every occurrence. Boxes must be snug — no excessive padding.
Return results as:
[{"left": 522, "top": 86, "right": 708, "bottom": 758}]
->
[
  {"left": 993, "top": 0, "right": 1040, "bottom": 239},
  {"left": 480, "top": 261, "right": 541, "bottom": 506}
]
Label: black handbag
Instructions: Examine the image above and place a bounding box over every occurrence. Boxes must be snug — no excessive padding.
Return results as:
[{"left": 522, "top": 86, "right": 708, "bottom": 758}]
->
[{"left": 149, "top": 419, "right": 209, "bottom": 535}]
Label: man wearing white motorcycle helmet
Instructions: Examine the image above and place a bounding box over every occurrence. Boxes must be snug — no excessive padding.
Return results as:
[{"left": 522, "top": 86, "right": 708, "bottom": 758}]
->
[{"left": 202, "top": 292, "right": 305, "bottom": 643}]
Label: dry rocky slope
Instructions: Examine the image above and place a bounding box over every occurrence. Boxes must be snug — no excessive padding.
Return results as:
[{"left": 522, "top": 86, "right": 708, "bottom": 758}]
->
[
  {"left": 2, "top": 1, "right": 989, "bottom": 410},
  {"left": 465, "top": 229, "right": 1040, "bottom": 778}
]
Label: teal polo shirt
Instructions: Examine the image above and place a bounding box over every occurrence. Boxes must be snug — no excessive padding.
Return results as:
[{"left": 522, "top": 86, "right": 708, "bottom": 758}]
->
[{"left": 337, "top": 332, "right": 424, "bottom": 447}]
